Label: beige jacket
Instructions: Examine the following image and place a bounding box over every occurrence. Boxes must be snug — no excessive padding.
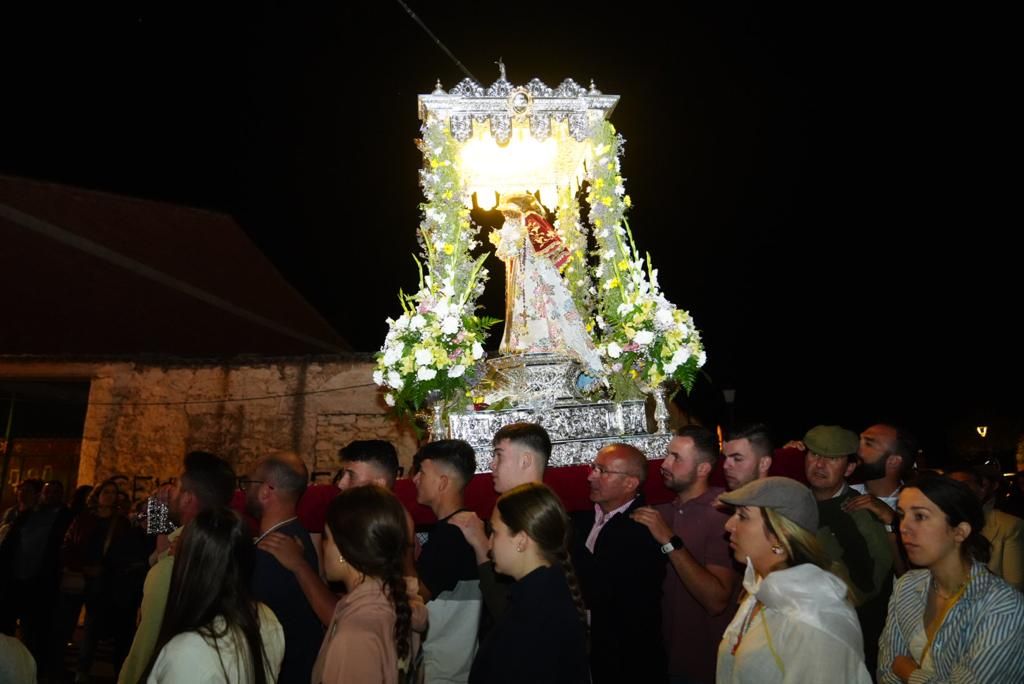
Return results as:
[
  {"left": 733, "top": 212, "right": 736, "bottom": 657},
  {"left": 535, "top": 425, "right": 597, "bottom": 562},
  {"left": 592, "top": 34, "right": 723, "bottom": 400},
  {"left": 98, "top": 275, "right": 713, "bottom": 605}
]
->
[{"left": 984, "top": 508, "right": 1024, "bottom": 591}]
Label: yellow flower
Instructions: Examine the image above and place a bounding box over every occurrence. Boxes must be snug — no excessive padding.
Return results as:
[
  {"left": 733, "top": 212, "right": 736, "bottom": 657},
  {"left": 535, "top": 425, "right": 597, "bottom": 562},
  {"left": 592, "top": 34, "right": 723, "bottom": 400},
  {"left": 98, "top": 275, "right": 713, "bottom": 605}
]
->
[
  {"left": 608, "top": 277, "right": 620, "bottom": 288},
  {"left": 594, "top": 177, "right": 605, "bottom": 189},
  {"left": 624, "top": 195, "right": 632, "bottom": 207},
  {"left": 430, "top": 159, "right": 439, "bottom": 169},
  {"left": 443, "top": 244, "right": 454, "bottom": 255},
  {"left": 629, "top": 369, "right": 638, "bottom": 378},
  {"left": 617, "top": 259, "right": 629, "bottom": 272},
  {"left": 594, "top": 218, "right": 603, "bottom": 227},
  {"left": 602, "top": 197, "right": 612, "bottom": 206},
  {"left": 606, "top": 163, "right": 614, "bottom": 171}
]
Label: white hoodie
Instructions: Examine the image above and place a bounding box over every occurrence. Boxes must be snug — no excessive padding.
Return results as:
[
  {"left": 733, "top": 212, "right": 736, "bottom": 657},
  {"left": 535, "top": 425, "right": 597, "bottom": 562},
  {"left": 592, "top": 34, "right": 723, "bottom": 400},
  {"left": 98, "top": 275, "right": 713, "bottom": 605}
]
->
[{"left": 716, "top": 559, "right": 872, "bottom": 684}]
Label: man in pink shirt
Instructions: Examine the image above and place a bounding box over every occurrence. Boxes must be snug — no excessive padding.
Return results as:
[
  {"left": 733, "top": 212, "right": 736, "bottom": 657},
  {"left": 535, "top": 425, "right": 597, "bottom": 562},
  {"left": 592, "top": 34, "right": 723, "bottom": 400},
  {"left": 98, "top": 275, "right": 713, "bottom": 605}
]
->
[{"left": 571, "top": 444, "right": 668, "bottom": 684}]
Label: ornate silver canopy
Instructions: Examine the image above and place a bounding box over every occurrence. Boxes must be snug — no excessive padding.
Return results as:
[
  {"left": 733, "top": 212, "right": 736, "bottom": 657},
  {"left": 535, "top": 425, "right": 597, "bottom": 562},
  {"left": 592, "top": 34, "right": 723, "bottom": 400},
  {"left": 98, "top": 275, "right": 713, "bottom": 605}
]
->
[{"left": 418, "top": 74, "right": 619, "bottom": 144}]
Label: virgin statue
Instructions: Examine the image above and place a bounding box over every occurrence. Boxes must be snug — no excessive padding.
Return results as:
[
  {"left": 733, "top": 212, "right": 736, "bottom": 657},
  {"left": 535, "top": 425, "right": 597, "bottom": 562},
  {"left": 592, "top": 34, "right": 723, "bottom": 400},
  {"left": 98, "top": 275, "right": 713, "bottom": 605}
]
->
[{"left": 491, "top": 193, "right": 604, "bottom": 377}]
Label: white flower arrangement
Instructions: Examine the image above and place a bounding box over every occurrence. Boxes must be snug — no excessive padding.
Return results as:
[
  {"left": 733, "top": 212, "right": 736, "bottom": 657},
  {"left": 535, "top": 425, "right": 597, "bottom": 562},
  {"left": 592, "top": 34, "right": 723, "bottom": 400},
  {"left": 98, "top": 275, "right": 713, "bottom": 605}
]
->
[
  {"left": 586, "top": 122, "right": 706, "bottom": 398},
  {"left": 374, "top": 120, "right": 498, "bottom": 418}
]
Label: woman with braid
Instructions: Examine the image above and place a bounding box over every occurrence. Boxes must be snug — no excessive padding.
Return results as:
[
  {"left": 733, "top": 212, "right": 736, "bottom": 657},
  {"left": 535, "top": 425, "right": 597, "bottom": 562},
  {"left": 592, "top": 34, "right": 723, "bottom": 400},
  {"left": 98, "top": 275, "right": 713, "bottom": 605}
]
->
[
  {"left": 313, "top": 485, "right": 416, "bottom": 684},
  {"left": 469, "top": 483, "right": 589, "bottom": 684}
]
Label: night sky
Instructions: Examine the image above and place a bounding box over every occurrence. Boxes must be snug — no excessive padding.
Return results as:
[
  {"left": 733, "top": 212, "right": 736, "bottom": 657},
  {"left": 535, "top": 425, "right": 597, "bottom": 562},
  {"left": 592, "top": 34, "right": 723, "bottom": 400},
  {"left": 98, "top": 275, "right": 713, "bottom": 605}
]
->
[{"left": 0, "top": 4, "right": 1015, "bottom": 464}]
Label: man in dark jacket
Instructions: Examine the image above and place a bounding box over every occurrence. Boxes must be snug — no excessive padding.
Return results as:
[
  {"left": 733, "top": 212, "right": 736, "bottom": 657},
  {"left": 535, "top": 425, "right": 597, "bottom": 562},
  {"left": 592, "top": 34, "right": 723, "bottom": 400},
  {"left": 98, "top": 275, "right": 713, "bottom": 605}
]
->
[{"left": 572, "top": 444, "right": 667, "bottom": 684}]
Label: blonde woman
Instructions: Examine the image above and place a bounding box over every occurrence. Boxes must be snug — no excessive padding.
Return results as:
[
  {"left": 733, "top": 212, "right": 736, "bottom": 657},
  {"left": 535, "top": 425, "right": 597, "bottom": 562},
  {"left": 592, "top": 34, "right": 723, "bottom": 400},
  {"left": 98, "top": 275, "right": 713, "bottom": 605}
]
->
[{"left": 717, "top": 477, "right": 871, "bottom": 683}]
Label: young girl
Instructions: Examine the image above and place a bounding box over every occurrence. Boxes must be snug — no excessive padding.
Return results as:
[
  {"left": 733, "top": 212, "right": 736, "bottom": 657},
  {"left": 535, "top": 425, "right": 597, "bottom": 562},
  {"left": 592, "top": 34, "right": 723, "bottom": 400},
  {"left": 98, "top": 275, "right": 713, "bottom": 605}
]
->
[
  {"left": 469, "top": 482, "right": 590, "bottom": 684},
  {"left": 312, "top": 485, "right": 415, "bottom": 684}
]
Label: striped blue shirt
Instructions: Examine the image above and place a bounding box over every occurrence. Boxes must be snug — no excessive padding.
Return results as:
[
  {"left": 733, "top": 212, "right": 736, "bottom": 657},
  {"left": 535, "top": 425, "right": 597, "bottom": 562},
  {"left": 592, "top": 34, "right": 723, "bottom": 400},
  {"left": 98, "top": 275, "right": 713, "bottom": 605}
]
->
[{"left": 878, "top": 562, "right": 1024, "bottom": 683}]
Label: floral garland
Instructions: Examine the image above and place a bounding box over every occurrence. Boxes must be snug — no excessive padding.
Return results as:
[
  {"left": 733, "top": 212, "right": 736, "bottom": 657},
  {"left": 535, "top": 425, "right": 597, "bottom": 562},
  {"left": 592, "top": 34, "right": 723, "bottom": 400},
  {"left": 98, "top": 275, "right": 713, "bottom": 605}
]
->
[
  {"left": 587, "top": 121, "right": 706, "bottom": 399},
  {"left": 554, "top": 183, "right": 594, "bottom": 320},
  {"left": 373, "top": 120, "right": 497, "bottom": 418}
]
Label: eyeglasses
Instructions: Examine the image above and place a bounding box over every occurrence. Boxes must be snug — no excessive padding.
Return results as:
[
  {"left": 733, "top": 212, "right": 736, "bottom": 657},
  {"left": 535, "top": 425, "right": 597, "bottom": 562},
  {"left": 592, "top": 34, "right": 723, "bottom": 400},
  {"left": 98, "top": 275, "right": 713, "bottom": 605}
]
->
[
  {"left": 588, "top": 462, "right": 632, "bottom": 477},
  {"left": 237, "top": 478, "right": 264, "bottom": 490}
]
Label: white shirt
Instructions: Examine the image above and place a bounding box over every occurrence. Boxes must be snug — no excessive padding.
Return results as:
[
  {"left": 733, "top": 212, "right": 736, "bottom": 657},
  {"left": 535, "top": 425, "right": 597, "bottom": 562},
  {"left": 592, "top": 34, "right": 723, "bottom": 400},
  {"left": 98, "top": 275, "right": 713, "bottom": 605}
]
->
[
  {"left": 850, "top": 483, "right": 901, "bottom": 511},
  {"left": 716, "top": 561, "right": 872, "bottom": 684},
  {"left": 148, "top": 603, "right": 284, "bottom": 684}
]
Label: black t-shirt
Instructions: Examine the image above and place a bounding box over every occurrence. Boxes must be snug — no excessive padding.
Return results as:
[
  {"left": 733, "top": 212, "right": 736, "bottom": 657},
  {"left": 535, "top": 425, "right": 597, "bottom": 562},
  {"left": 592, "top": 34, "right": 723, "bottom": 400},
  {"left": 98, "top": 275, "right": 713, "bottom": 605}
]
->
[
  {"left": 250, "top": 518, "right": 324, "bottom": 684},
  {"left": 416, "top": 510, "right": 479, "bottom": 598}
]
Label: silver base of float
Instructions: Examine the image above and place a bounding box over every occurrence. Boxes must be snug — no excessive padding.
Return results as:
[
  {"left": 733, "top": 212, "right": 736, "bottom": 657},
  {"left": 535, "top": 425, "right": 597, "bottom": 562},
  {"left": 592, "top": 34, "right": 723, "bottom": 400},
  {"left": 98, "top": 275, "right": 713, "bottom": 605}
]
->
[{"left": 448, "top": 353, "right": 672, "bottom": 473}]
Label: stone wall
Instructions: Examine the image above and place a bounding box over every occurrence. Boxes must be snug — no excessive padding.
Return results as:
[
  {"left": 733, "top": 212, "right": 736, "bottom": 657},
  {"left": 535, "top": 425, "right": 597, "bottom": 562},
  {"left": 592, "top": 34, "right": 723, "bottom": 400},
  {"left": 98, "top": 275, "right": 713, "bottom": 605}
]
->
[{"left": 0, "top": 357, "right": 418, "bottom": 488}]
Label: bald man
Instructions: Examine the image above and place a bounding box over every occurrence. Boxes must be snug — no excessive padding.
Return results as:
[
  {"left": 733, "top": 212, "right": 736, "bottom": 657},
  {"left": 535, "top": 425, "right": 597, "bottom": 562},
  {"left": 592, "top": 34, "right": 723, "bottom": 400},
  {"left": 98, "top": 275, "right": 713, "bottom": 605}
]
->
[
  {"left": 245, "top": 452, "right": 324, "bottom": 684},
  {"left": 571, "top": 444, "right": 668, "bottom": 684}
]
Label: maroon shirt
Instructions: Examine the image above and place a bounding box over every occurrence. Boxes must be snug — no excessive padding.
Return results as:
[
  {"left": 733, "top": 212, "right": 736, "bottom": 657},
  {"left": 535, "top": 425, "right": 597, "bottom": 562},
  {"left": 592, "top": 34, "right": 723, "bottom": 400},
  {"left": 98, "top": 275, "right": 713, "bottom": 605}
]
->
[{"left": 655, "top": 486, "right": 739, "bottom": 683}]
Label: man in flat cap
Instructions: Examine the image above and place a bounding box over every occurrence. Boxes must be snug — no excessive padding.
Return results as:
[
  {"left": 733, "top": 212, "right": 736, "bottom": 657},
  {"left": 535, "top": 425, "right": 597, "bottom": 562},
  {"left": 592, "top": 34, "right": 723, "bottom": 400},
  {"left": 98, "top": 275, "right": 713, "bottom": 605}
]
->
[{"left": 802, "top": 425, "right": 893, "bottom": 676}]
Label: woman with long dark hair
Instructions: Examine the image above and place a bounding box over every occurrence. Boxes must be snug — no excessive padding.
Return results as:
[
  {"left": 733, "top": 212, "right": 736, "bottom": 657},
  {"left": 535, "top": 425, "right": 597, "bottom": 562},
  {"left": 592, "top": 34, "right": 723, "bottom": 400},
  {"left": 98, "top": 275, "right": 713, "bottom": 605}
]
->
[
  {"left": 716, "top": 477, "right": 871, "bottom": 683},
  {"left": 878, "top": 473, "right": 1024, "bottom": 683},
  {"left": 313, "top": 484, "right": 415, "bottom": 684},
  {"left": 469, "top": 482, "right": 590, "bottom": 684},
  {"left": 143, "top": 507, "right": 283, "bottom": 683}
]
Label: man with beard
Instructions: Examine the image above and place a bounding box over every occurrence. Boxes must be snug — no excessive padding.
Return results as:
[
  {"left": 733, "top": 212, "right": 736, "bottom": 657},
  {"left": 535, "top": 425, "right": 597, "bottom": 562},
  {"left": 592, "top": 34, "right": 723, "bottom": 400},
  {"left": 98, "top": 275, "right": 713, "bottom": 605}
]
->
[
  {"left": 632, "top": 426, "right": 739, "bottom": 684},
  {"left": 843, "top": 425, "right": 916, "bottom": 524},
  {"left": 721, "top": 423, "right": 773, "bottom": 492},
  {"left": 117, "top": 451, "right": 235, "bottom": 684},
  {"left": 245, "top": 452, "right": 324, "bottom": 684}
]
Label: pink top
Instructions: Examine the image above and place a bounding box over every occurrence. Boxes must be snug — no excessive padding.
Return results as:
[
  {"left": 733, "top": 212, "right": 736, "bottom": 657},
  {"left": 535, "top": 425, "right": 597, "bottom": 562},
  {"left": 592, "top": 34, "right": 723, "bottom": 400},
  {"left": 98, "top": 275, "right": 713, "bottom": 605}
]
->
[{"left": 311, "top": 579, "right": 406, "bottom": 684}]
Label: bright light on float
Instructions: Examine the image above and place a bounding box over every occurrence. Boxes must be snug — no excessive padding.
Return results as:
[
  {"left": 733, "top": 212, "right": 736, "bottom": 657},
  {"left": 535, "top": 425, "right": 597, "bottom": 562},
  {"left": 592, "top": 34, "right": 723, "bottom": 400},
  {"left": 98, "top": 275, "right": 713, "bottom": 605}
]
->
[
  {"left": 458, "top": 119, "right": 591, "bottom": 210},
  {"left": 473, "top": 188, "right": 499, "bottom": 210}
]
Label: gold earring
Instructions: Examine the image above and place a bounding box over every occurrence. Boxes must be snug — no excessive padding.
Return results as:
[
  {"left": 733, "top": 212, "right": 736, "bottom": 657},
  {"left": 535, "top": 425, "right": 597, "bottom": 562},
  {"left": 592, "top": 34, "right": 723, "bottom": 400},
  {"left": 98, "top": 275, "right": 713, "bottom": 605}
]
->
[{"left": 338, "top": 555, "right": 346, "bottom": 565}]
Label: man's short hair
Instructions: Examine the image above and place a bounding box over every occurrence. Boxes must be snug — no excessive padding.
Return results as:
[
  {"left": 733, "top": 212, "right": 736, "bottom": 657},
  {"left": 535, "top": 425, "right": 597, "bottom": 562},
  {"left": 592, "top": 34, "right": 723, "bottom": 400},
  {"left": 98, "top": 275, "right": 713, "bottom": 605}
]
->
[
  {"left": 413, "top": 439, "right": 477, "bottom": 487},
  {"left": 879, "top": 423, "right": 918, "bottom": 479},
  {"left": 492, "top": 422, "right": 552, "bottom": 468},
  {"left": 338, "top": 440, "right": 400, "bottom": 486},
  {"left": 726, "top": 422, "right": 774, "bottom": 458},
  {"left": 676, "top": 425, "right": 718, "bottom": 466},
  {"left": 260, "top": 457, "right": 308, "bottom": 502},
  {"left": 180, "top": 450, "right": 235, "bottom": 511}
]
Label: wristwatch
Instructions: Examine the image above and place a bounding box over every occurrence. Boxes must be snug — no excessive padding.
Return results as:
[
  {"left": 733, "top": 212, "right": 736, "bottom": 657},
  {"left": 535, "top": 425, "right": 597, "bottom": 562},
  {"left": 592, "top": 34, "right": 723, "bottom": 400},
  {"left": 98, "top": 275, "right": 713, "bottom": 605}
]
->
[{"left": 660, "top": 535, "right": 684, "bottom": 555}]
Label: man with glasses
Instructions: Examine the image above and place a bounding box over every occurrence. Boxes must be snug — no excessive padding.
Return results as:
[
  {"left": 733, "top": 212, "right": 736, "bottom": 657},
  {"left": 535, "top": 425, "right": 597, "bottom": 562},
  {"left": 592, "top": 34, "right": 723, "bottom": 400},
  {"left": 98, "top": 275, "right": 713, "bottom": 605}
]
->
[{"left": 572, "top": 444, "right": 667, "bottom": 684}]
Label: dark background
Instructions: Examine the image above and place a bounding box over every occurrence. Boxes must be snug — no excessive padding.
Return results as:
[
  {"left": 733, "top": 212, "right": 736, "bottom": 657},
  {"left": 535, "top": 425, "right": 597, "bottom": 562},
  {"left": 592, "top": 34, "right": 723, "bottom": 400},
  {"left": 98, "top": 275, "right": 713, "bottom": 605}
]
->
[{"left": 0, "top": 3, "right": 1015, "bottom": 465}]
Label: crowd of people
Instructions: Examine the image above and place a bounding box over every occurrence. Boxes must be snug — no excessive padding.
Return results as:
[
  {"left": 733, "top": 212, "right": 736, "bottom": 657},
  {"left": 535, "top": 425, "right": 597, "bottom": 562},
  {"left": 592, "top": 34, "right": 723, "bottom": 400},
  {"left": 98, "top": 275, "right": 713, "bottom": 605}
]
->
[{"left": 0, "top": 419, "right": 1022, "bottom": 683}]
